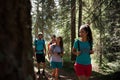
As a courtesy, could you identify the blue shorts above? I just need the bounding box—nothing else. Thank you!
[50,62,63,69]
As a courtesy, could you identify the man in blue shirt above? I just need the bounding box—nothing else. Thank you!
[34,32,46,76]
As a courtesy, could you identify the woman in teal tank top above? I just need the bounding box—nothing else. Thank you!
[72,24,94,80]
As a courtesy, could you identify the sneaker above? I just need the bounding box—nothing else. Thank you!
[36,70,40,75]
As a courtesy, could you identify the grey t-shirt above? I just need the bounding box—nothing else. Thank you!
[50,45,63,62]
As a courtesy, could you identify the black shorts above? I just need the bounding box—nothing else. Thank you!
[36,54,45,63]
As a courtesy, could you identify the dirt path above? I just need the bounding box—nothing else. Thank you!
[34,57,102,80]
[34,66,77,80]
[34,63,101,80]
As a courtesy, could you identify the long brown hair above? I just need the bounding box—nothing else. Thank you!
[58,36,63,51]
[80,24,93,50]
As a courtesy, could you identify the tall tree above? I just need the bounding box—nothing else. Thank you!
[71,0,76,60]
[91,0,104,66]
[34,0,40,38]
[32,0,57,39]
[0,0,35,80]
[78,0,82,37]
[91,0,120,68]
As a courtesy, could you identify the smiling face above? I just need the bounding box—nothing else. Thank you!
[56,37,60,43]
[51,35,56,42]
[79,28,88,38]
[38,34,43,39]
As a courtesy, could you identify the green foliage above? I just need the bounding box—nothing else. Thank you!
[31,0,120,75]
[73,0,120,75]
[62,53,74,72]
[31,0,72,55]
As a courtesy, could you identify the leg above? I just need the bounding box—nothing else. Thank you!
[85,76,90,80]
[36,63,40,74]
[52,69,56,77]
[78,75,86,80]
[42,62,46,76]
[55,68,59,80]
[84,64,92,80]
[55,68,59,79]
[74,63,87,80]
[50,62,56,77]
[36,54,41,74]
[37,63,40,70]
[41,54,46,75]
[42,62,46,70]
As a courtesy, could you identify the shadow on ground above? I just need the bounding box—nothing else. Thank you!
[91,71,120,80]
[34,59,120,80]
[62,62,120,80]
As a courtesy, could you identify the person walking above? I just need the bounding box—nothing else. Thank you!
[33,32,46,76]
[48,35,56,59]
[48,35,56,50]
[72,24,94,80]
[48,36,64,80]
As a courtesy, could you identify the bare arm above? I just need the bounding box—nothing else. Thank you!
[90,50,94,54]
[32,46,36,60]
[72,48,81,56]
[44,44,46,56]
[48,46,52,59]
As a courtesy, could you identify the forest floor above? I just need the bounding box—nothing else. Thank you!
[33,56,119,80]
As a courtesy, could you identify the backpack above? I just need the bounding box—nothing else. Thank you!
[77,40,80,51]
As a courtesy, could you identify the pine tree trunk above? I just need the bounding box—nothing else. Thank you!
[0,0,35,80]
[78,0,82,37]
[71,0,76,60]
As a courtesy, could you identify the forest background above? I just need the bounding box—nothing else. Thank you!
[31,0,120,76]
[0,0,119,80]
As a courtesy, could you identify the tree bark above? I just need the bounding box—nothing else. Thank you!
[0,0,35,80]
[71,0,76,61]
[78,0,82,37]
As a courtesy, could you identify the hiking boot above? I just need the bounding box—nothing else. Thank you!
[36,70,40,75]
[42,70,45,76]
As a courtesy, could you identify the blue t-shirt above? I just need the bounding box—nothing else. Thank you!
[34,39,45,54]
[73,40,92,65]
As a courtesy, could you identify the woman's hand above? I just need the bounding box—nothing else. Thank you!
[60,53,64,57]
[72,48,81,56]
[76,51,81,56]
[90,50,94,54]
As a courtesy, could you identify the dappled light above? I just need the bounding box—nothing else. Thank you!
[0,0,120,80]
